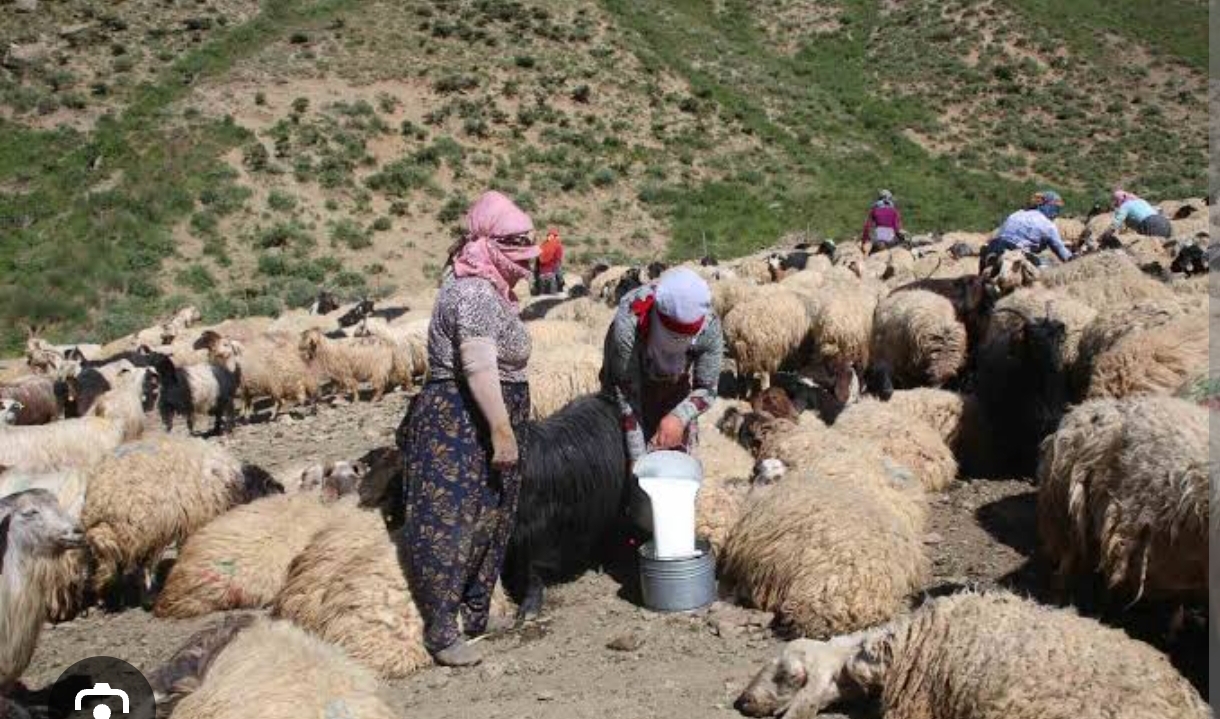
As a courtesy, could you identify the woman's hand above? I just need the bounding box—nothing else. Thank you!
[649,414,686,451]
[491,424,519,470]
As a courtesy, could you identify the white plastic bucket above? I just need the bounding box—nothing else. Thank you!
[631,451,703,560]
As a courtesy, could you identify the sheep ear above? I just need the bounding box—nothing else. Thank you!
[0,514,10,575]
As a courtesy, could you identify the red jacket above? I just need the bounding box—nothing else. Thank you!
[538,237,563,274]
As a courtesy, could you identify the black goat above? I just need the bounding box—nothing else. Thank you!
[503,393,629,623]
[612,267,643,305]
[767,251,811,280]
[310,291,340,315]
[700,255,719,267]
[646,261,669,280]
[338,299,375,328]
[568,284,590,298]
[972,308,1067,478]
[1170,244,1208,277]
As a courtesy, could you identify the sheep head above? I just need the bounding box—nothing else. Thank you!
[0,398,23,425]
[735,634,872,717]
[298,329,323,360]
[0,489,86,574]
[982,250,1039,296]
[193,330,224,352]
[320,460,365,503]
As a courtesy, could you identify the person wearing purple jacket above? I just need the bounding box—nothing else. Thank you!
[861,190,903,255]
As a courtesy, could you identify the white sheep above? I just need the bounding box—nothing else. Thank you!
[832,398,958,492]
[1040,250,1175,312]
[0,367,151,473]
[154,493,347,618]
[736,590,1209,718]
[298,328,395,402]
[800,277,883,372]
[528,344,603,420]
[82,436,282,598]
[720,466,928,638]
[355,316,428,389]
[0,398,22,426]
[1083,312,1208,400]
[200,332,318,419]
[272,504,432,678]
[869,289,967,388]
[723,287,812,388]
[165,618,398,719]
[1037,395,1209,605]
[0,489,86,692]
[525,318,598,352]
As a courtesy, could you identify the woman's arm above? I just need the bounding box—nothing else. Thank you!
[669,317,724,427]
[602,308,647,461]
[1111,201,1131,231]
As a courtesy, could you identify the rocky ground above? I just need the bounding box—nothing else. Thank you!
[20,389,1200,718]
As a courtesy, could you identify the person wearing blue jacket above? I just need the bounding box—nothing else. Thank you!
[1107,189,1172,238]
[978,190,1073,271]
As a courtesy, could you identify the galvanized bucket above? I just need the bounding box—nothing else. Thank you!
[638,538,716,613]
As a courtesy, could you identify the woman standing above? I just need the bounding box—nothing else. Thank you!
[398,191,538,667]
[601,267,723,466]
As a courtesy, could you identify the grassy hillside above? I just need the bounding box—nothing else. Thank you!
[0,0,1207,351]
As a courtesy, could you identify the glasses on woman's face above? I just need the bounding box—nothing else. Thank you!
[495,233,535,247]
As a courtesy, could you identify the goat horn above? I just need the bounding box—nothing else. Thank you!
[918,256,943,282]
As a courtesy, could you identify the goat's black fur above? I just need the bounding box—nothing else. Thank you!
[338,299,375,328]
[972,310,1068,477]
[612,267,644,304]
[1170,244,1208,277]
[312,291,340,315]
[504,393,629,623]
[645,261,669,280]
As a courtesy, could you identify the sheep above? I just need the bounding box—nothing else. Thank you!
[710,278,760,318]
[541,296,616,331]
[298,328,395,402]
[723,288,812,388]
[831,398,958,492]
[527,345,603,420]
[526,318,597,352]
[0,489,86,692]
[1041,250,1175,311]
[24,337,65,374]
[800,278,882,373]
[82,436,283,600]
[1037,395,1209,605]
[720,468,928,638]
[869,289,967,388]
[153,492,350,619]
[0,375,63,425]
[272,504,432,678]
[504,393,629,623]
[691,399,758,554]
[1083,312,1208,400]
[155,345,241,436]
[142,305,202,346]
[161,618,398,719]
[0,398,21,426]
[0,367,153,473]
[735,590,1209,719]
[197,332,318,419]
[587,265,634,303]
[351,317,426,390]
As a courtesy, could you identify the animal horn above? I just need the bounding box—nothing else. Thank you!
[917,256,943,282]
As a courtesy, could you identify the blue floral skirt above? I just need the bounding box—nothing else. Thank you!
[398,379,530,653]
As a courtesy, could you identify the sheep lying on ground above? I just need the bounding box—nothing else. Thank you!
[0,398,20,426]
[83,437,282,600]
[272,505,431,678]
[831,398,958,492]
[527,345,603,420]
[869,289,967,388]
[0,367,152,473]
[735,590,1209,719]
[0,375,63,425]
[1041,250,1175,311]
[0,489,86,692]
[1083,312,1208,400]
[197,332,317,419]
[721,468,928,638]
[1037,395,1209,605]
[161,618,398,719]
[154,492,349,618]
[298,328,395,402]
[526,319,597,352]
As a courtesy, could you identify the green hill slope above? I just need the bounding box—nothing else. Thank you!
[0,0,1207,351]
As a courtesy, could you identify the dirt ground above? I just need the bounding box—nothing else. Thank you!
[19,390,1201,718]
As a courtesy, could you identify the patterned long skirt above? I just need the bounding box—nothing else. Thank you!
[397,379,530,653]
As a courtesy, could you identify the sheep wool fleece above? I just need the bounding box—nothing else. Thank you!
[398,379,530,653]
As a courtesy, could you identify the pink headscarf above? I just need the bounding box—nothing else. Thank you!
[1112,189,1137,209]
[453,191,539,306]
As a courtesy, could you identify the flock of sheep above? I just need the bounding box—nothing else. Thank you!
[0,196,1213,718]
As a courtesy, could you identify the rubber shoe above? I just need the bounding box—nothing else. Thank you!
[433,640,483,667]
